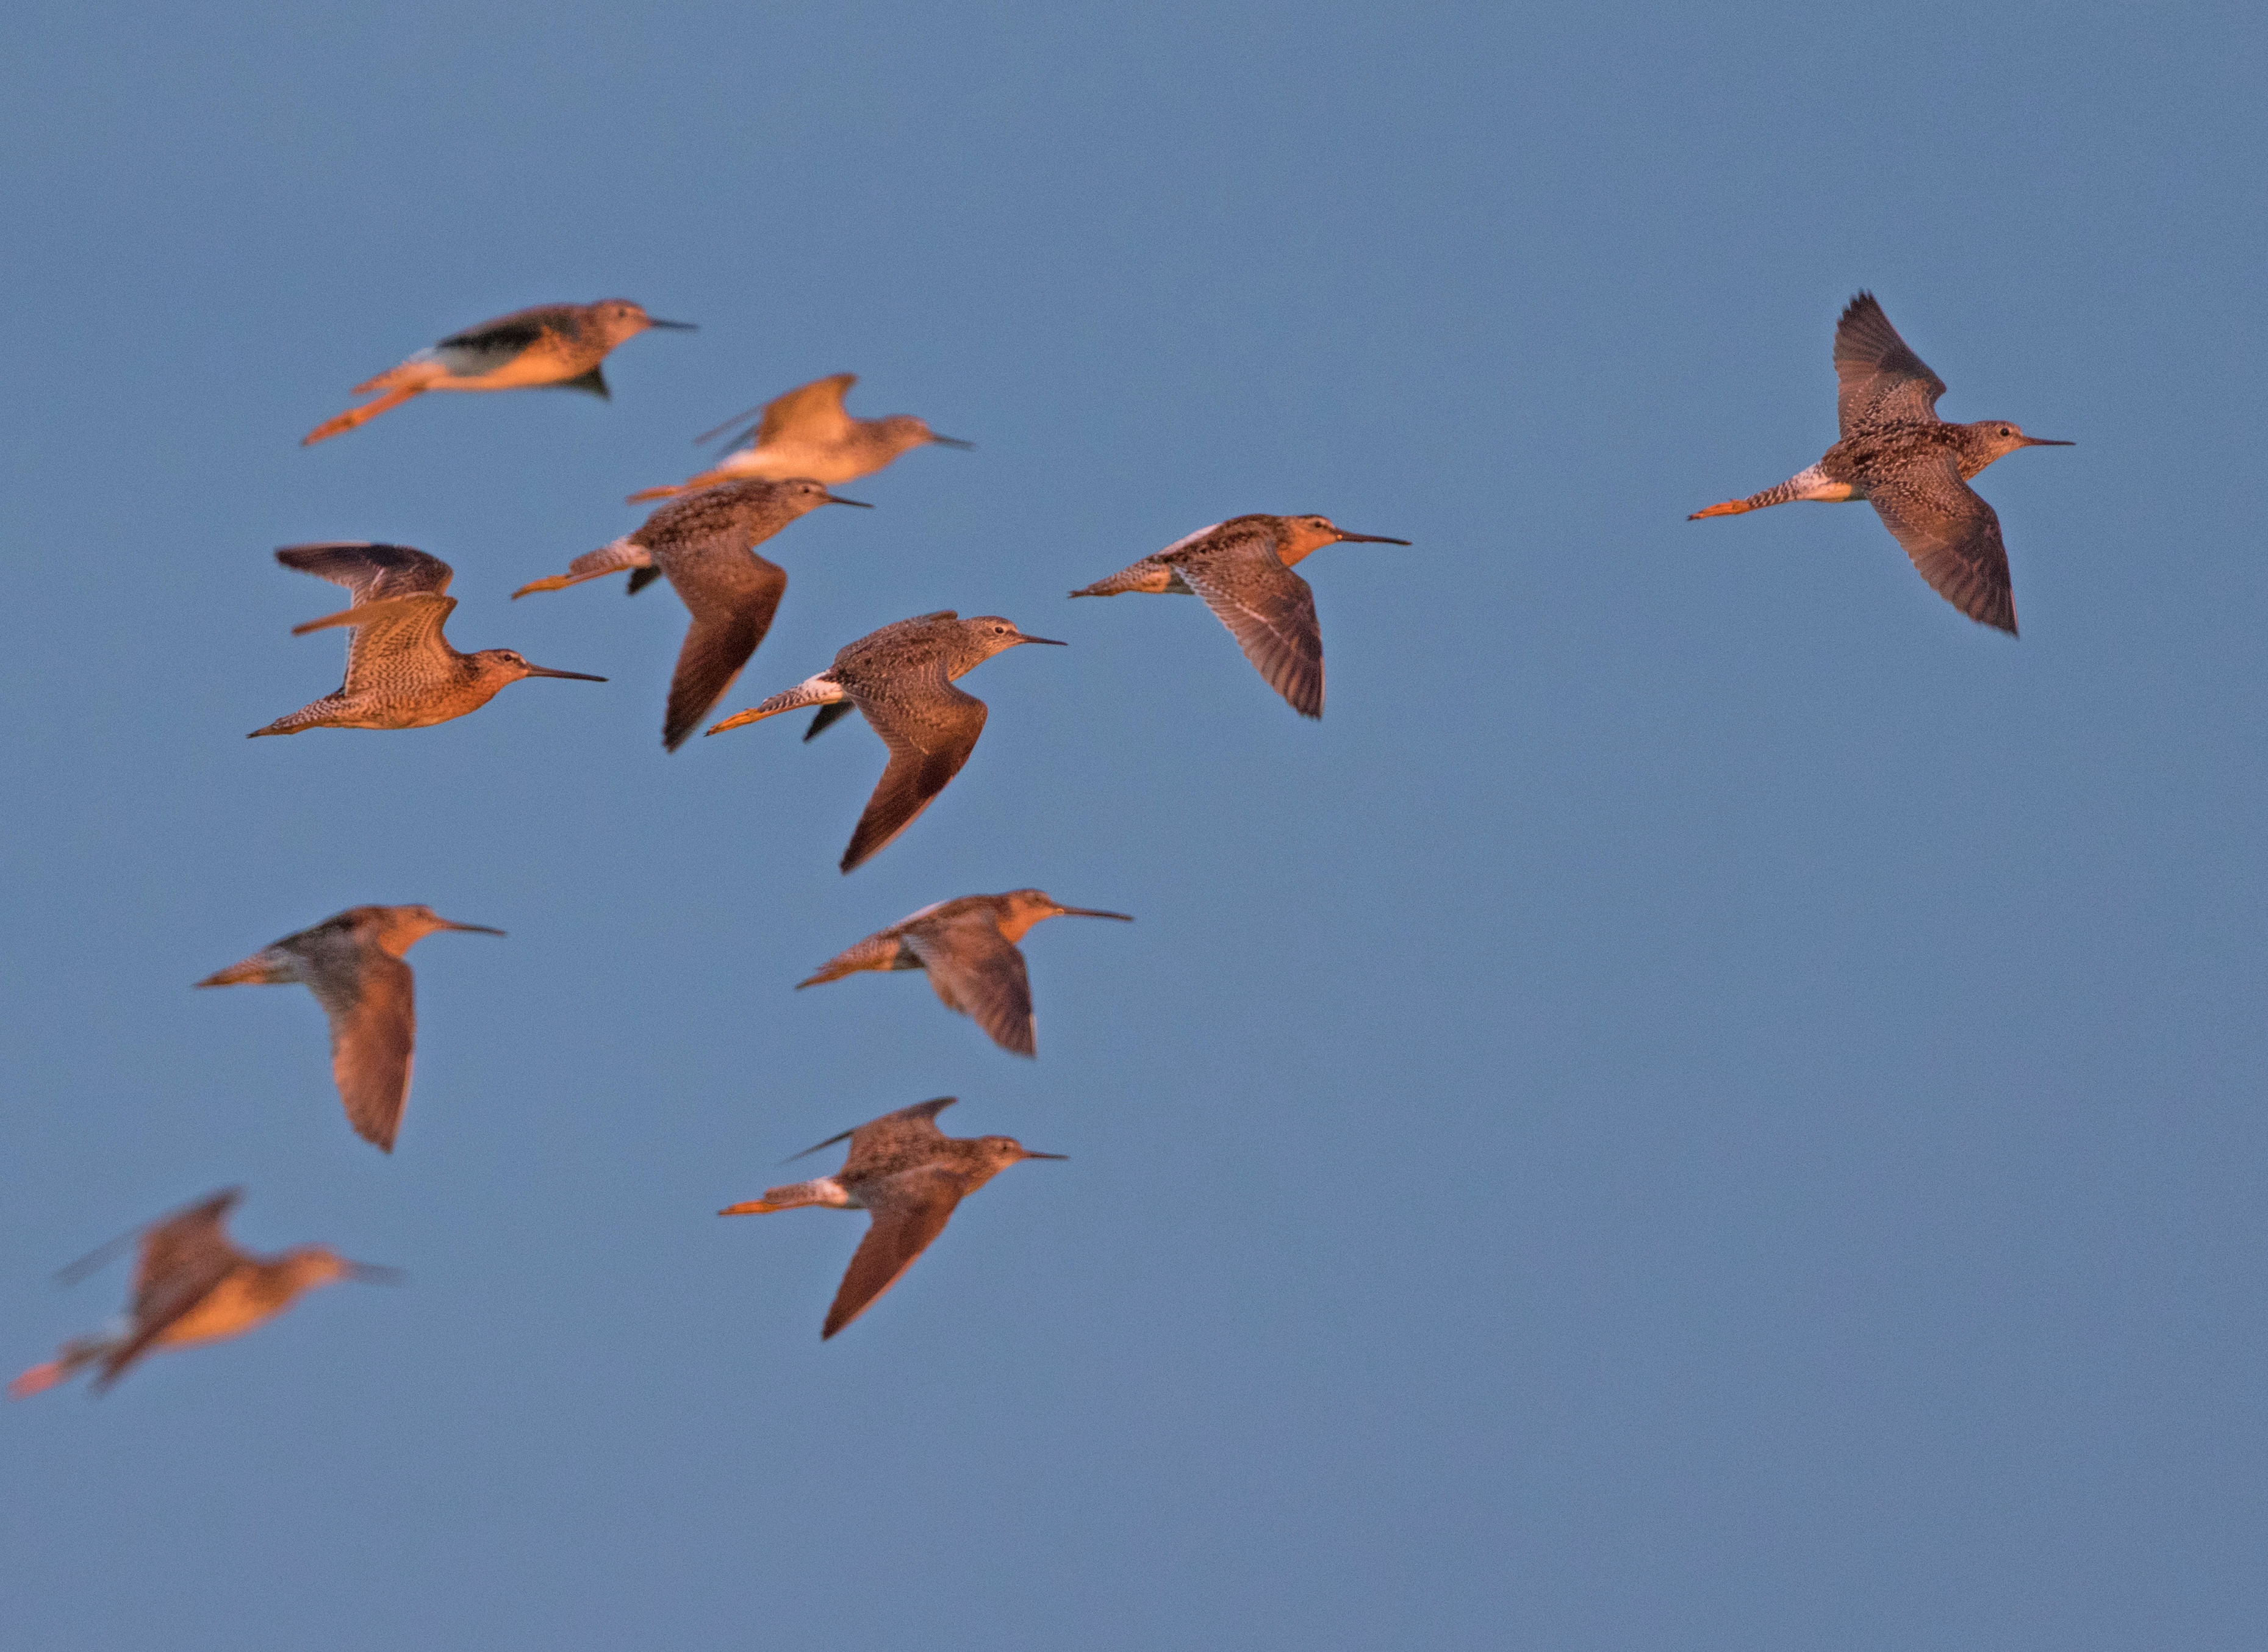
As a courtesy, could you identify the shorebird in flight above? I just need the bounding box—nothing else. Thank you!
[198,905,503,1152]
[1070,514,1410,717]
[9,1189,398,1397]
[798,890,1132,1055]
[302,299,694,445]
[626,373,969,501]
[1687,292,2071,634]
[719,1098,1063,1340]
[511,478,871,749]
[252,543,605,736]
[706,611,1065,871]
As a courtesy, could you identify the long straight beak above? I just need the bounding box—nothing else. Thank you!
[1055,908,1134,921]
[440,922,506,936]
[523,666,609,681]
[347,1262,406,1284]
[1021,1151,1069,1161]
[930,435,975,450]
[825,495,875,508]
[1014,634,1069,646]
[646,318,698,331]
[1335,531,1413,544]
[2021,437,2075,447]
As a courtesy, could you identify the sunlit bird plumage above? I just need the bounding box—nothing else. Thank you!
[626,373,969,502]
[718,1098,1063,1340]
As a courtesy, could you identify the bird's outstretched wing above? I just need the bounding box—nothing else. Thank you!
[301,944,419,1151]
[1834,292,1948,436]
[431,304,575,376]
[758,373,857,447]
[293,593,460,693]
[834,1097,958,1177]
[276,543,453,605]
[663,553,788,750]
[1168,529,1325,717]
[906,914,1036,1056]
[98,1191,248,1388]
[840,664,989,871]
[1864,452,2018,635]
[823,1167,964,1338]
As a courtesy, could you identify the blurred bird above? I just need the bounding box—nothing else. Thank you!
[1687,291,2072,634]
[718,1098,1063,1340]
[252,543,605,736]
[9,1189,398,1398]
[301,299,694,445]
[197,905,503,1152]
[511,479,872,749]
[626,373,970,501]
[798,890,1133,1056]
[706,611,1066,871]
[1070,514,1410,717]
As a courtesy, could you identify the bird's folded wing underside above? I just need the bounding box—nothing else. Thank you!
[906,916,1036,1055]
[1865,456,2017,635]
[841,670,989,871]
[1170,539,1325,717]
[305,947,418,1151]
[433,307,568,375]
[1834,293,1948,436]
[665,556,788,749]
[838,1097,958,1177]
[277,543,454,605]
[758,373,857,448]
[296,594,459,692]
[824,1169,964,1338]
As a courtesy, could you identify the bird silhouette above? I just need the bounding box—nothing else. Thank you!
[626,373,969,501]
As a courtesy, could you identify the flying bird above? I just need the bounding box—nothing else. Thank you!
[9,1189,398,1398]
[1070,514,1410,717]
[626,373,969,501]
[251,543,605,736]
[718,1098,1063,1340]
[510,479,872,749]
[302,299,694,445]
[197,905,503,1151]
[1687,291,2072,634]
[798,890,1133,1056]
[705,611,1065,871]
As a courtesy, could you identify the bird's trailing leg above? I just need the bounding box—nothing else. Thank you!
[719,1176,853,1216]
[1688,464,1855,519]
[705,673,847,736]
[795,932,911,989]
[9,1335,115,1399]
[196,946,304,988]
[301,386,424,447]
[511,538,655,599]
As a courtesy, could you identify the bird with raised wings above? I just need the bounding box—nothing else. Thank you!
[626,373,969,501]
[9,1189,398,1397]
[301,299,695,445]
[1687,291,2071,634]
[798,890,1133,1056]
[197,905,503,1151]
[705,611,1065,871]
[1070,514,1410,717]
[718,1099,1063,1340]
[251,543,605,736]
[510,479,872,749]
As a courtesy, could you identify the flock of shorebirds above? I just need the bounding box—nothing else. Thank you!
[12,289,2068,1395]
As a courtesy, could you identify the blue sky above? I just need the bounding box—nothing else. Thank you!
[3,3,2264,1647]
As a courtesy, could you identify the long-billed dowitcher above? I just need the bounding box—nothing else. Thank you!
[1070,515,1410,717]
[9,1189,398,1397]
[706,611,1065,871]
[799,891,1133,1056]
[301,300,694,445]
[252,543,605,736]
[1687,292,2072,634]
[625,373,970,502]
[509,479,872,749]
[198,905,503,1152]
[718,1098,1062,1340]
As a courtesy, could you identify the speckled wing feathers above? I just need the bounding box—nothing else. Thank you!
[824,1172,963,1338]
[905,914,1037,1055]
[276,543,454,606]
[839,1097,958,1179]
[1864,454,2019,634]
[661,551,788,750]
[839,664,989,871]
[1166,529,1326,717]
[1834,293,1948,436]
[301,944,419,1151]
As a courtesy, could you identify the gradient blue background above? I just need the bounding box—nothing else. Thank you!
[4,3,2264,1647]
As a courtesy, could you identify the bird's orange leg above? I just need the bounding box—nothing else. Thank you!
[301,386,422,447]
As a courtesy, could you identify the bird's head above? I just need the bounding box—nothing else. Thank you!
[1966,420,2074,467]
[997,889,1135,940]
[469,650,609,690]
[975,1136,1068,1173]
[376,905,506,955]
[772,478,875,517]
[281,1247,403,1294]
[590,299,696,347]
[875,414,975,458]
[963,617,1068,661]
[1277,515,1413,567]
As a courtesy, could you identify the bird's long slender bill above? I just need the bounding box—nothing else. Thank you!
[645,318,698,330]
[1021,1151,1069,1161]
[1056,908,1134,921]
[348,1262,407,1285]
[1335,531,1413,545]
[930,435,976,450]
[825,495,875,509]
[1014,634,1069,646]
[522,666,609,681]
[2021,437,2075,447]
[439,922,506,936]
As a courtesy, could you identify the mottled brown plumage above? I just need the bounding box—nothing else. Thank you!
[705,611,1066,871]
[717,1098,1063,1340]
[798,890,1133,1055]
[196,905,503,1151]
[8,1189,397,1397]
[301,299,695,445]
[252,544,605,735]
[1070,514,1410,717]
[626,373,971,501]
[1687,292,2072,634]
[510,479,872,749]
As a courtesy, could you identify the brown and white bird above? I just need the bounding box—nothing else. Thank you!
[252,544,606,736]
[510,479,872,749]
[718,1098,1063,1340]
[798,890,1133,1056]
[197,905,503,1151]
[1070,514,1410,717]
[705,611,1066,872]
[626,373,969,501]
[301,299,694,445]
[9,1189,398,1398]
[1687,292,2071,634]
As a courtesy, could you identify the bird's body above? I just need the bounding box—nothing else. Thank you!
[1070,514,1410,717]
[706,611,1066,871]
[196,904,503,1151]
[302,299,694,445]
[718,1098,1063,1339]
[1687,292,2072,634]
[799,889,1133,1056]
[8,1190,395,1397]
[510,479,870,749]
[626,373,969,501]
[252,543,605,735]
